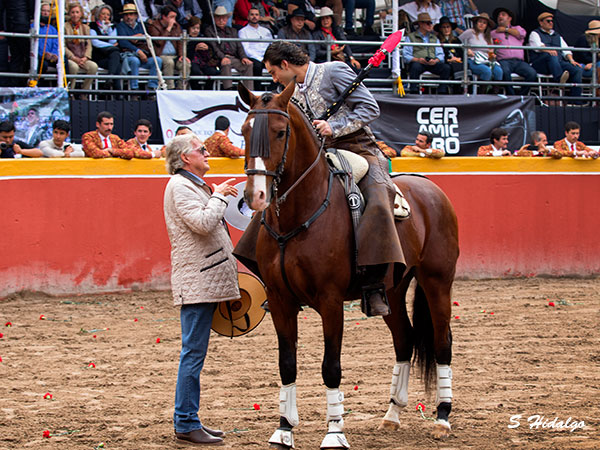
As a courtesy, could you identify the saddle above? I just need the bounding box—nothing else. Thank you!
[325,149,411,220]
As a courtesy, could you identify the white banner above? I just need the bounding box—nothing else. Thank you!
[156,91,250,149]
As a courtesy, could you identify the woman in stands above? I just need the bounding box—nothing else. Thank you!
[89,5,123,96]
[65,2,99,98]
[187,17,220,90]
[312,7,360,70]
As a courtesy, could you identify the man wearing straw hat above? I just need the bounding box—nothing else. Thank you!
[163,133,240,445]
[573,19,600,92]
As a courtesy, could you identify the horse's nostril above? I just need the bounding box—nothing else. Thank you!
[258,191,265,201]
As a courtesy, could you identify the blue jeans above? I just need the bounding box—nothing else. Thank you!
[580,61,600,78]
[174,302,217,433]
[530,52,583,96]
[125,54,163,90]
[468,59,503,81]
[498,58,537,95]
[343,0,375,29]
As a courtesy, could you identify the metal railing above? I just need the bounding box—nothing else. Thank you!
[0,29,598,98]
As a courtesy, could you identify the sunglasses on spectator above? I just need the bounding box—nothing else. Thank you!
[544,19,553,23]
[420,21,433,25]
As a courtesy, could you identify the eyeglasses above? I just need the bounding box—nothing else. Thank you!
[191,146,209,156]
[421,21,432,25]
[544,19,553,23]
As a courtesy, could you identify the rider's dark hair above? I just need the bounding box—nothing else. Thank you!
[263,41,310,67]
[490,127,508,144]
[418,131,433,144]
[565,121,580,132]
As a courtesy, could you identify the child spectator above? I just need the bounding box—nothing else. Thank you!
[39,120,85,157]
[127,119,162,158]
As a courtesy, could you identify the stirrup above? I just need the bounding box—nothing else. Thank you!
[394,185,411,220]
[361,283,390,317]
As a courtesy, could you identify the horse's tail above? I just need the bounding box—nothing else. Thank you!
[412,282,436,392]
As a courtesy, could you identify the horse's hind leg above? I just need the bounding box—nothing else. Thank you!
[268,296,300,449]
[416,270,454,439]
[380,276,414,431]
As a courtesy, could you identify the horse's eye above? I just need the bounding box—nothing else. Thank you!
[277,130,286,140]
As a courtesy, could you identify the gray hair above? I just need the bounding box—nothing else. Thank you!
[530,130,545,143]
[165,133,202,174]
[95,3,113,22]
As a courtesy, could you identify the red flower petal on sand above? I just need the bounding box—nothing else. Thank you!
[43,392,53,400]
[416,402,426,412]
[489,312,495,315]
[93,335,97,338]
[353,385,358,391]
[133,318,138,322]
[39,315,45,320]
[454,315,460,320]
[88,362,96,368]
[452,301,459,306]
[548,301,555,307]
[0,356,3,362]
[0,333,3,339]
[4,322,11,327]
[156,338,161,344]
[253,403,260,410]
[43,430,51,438]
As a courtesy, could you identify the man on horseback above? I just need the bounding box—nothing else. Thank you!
[258,41,406,316]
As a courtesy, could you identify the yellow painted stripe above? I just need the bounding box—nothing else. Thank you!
[1,157,599,177]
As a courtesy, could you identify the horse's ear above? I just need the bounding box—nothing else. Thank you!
[276,78,296,109]
[238,83,258,108]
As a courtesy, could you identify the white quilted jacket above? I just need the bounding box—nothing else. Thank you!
[163,174,240,306]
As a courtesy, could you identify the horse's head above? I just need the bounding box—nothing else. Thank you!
[239,81,295,211]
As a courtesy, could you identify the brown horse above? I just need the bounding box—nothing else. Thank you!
[236,81,459,449]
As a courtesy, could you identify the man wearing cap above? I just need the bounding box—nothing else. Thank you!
[204,116,244,158]
[205,6,254,90]
[239,7,273,90]
[277,8,316,61]
[402,12,451,94]
[573,20,600,89]
[244,41,407,317]
[164,133,240,446]
[490,7,537,96]
[116,3,163,92]
[528,12,583,98]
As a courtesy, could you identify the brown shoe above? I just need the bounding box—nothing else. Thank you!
[202,426,224,438]
[559,70,569,85]
[175,428,224,445]
[368,291,391,316]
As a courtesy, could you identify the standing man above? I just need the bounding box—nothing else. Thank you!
[402,13,451,94]
[238,7,273,91]
[82,111,134,159]
[528,12,583,98]
[163,133,240,446]
[205,6,254,90]
[248,41,406,316]
[204,116,244,158]
[491,7,537,96]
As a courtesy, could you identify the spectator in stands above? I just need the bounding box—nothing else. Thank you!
[205,6,254,90]
[234,0,280,32]
[553,121,599,159]
[490,7,536,96]
[204,116,244,158]
[435,16,463,82]
[116,3,163,93]
[37,2,63,82]
[343,0,376,36]
[313,7,361,69]
[0,121,42,158]
[39,120,85,158]
[514,130,562,158]
[403,13,451,94]
[186,17,220,90]
[459,13,503,94]
[287,0,317,31]
[148,5,189,90]
[127,119,161,158]
[477,127,512,156]
[401,131,444,158]
[82,111,134,159]
[277,9,316,61]
[135,0,159,23]
[65,3,99,97]
[399,0,442,26]
[439,0,478,33]
[4,0,33,86]
[167,0,202,28]
[573,20,600,83]
[239,8,273,90]
[23,108,46,148]
[528,12,583,98]
[104,0,125,22]
[90,5,123,94]
[176,126,194,135]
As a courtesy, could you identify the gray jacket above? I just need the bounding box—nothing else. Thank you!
[293,61,379,139]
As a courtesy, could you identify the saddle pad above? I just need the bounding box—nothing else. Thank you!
[325,149,369,184]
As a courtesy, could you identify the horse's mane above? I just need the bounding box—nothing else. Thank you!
[288,98,323,151]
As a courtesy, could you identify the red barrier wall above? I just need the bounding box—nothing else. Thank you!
[1,158,598,296]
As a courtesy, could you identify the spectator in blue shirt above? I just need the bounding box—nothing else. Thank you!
[116,3,163,91]
[402,12,451,94]
[36,2,62,79]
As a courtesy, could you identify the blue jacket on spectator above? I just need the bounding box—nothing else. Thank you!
[36,23,59,58]
[116,19,149,54]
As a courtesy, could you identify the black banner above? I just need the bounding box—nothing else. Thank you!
[371,94,536,156]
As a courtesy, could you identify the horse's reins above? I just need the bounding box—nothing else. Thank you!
[245,107,332,300]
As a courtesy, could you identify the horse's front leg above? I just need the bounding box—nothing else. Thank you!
[319,301,349,450]
[268,295,299,450]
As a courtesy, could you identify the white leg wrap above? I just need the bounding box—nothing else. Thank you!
[269,428,295,448]
[435,364,453,406]
[279,383,299,427]
[325,388,345,422]
[389,361,410,406]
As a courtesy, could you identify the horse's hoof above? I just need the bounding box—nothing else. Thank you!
[379,419,400,431]
[432,419,451,439]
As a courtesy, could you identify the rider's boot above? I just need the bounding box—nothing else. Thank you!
[361,264,391,317]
